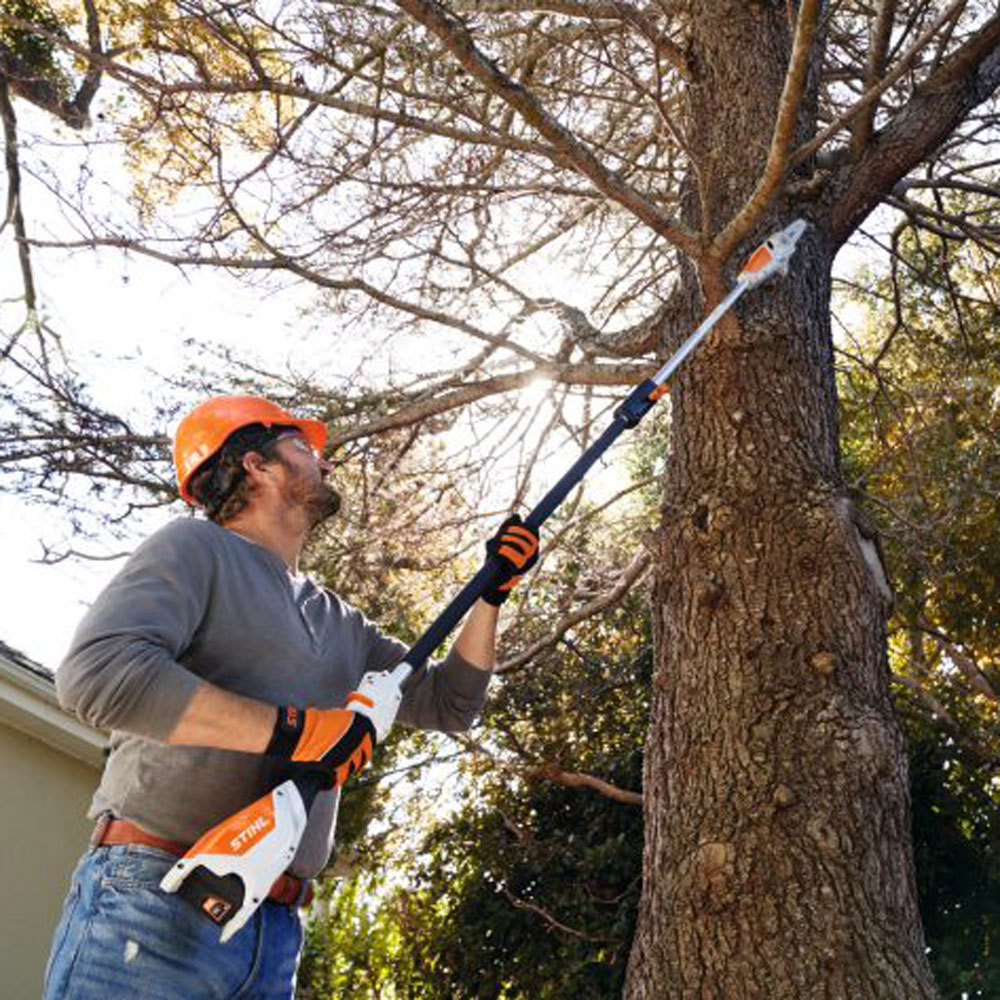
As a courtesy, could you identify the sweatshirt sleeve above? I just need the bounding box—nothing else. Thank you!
[359,621,491,733]
[55,519,213,741]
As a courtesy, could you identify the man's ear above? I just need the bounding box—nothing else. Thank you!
[242,450,275,484]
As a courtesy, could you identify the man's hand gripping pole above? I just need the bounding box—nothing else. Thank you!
[160,219,808,942]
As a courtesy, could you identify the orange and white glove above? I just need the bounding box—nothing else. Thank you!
[266,672,403,789]
[267,704,374,789]
[482,513,540,606]
[351,669,403,743]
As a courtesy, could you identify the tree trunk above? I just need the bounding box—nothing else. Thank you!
[624,3,940,997]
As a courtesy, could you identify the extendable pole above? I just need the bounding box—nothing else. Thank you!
[393,218,808,684]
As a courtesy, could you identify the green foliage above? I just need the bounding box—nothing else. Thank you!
[405,752,644,1000]
[899,695,1000,999]
[838,219,1000,660]
[302,732,645,1000]
[300,874,423,999]
[299,530,651,999]
[837,194,1000,996]
[1,0,67,89]
[299,272,1000,995]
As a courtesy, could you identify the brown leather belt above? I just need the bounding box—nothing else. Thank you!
[92,817,314,908]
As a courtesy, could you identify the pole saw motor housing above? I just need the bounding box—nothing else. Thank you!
[159,780,307,943]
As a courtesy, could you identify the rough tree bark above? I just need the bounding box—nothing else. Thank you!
[626,247,937,997]
[624,3,962,997]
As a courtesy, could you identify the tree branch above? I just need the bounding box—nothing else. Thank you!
[0,0,104,128]
[25,234,552,365]
[790,0,972,168]
[501,886,618,940]
[0,13,566,162]
[0,72,36,318]
[329,364,649,446]
[393,0,699,254]
[893,672,958,727]
[71,0,104,122]
[711,0,821,262]
[849,0,899,159]
[498,549,652,673]
[529,762,643,805]
[893,672,997,767]
[450,0,691,79]
[825,9,1000,246]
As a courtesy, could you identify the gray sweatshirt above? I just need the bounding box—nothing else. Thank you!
[57,517,490,876]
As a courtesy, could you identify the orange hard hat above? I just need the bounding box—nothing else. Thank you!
[173,395,328,504]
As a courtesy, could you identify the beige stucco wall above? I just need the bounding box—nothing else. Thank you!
[0,722,100,1000]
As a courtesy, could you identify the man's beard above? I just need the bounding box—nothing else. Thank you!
[308,481,342,526]
[279,462,342,527]
[300,479,342,528]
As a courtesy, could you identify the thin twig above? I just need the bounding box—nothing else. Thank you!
[498,549,652,673]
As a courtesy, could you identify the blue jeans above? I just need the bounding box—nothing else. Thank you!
[43,845,303,1000]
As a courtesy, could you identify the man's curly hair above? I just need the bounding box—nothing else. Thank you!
[187,423,293,523]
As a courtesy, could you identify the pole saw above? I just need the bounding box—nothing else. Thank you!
[160,218,809,941]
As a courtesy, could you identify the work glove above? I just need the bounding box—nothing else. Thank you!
[482,513,540,606]
[266,671,402,789]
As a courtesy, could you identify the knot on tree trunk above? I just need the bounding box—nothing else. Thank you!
[686,840,737,912]
[810,650,838,675]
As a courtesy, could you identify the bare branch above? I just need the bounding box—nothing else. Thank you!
[24,234,550,365]
[498,549,652,673]
[0,73,36,317]
[34,544,132,566]
[451,0,690,78]
[849,0,899,159]
[0,12,566,161]
[791,0,972,169]
[826,10,1000,245]
[896,175,1000,200]
[711,0,821,261]
[530,762,643,805]
[329,363,649,446]
[501,885,618,941]
[393,0,699,254]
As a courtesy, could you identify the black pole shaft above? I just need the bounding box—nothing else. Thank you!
[190,226,806,888]
[403,377,661,671]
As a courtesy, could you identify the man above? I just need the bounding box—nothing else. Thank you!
[44,394,538,1000]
